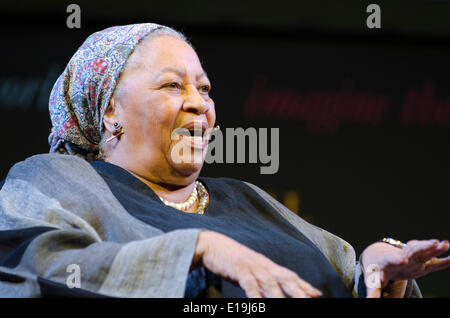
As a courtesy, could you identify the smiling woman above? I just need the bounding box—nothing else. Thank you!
[101,33,215,198]
[0,23,449,298]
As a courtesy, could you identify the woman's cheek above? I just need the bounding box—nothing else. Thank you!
[207,106,216,126]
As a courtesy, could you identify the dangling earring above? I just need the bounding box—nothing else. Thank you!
[106,122,124,142]
[214,125,220,131]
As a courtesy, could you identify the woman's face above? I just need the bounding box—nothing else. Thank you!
[108,35,216,186]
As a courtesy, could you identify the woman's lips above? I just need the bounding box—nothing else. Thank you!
[178,134,207,149]
[173,125,209,149]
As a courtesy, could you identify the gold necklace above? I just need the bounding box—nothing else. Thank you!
[158,181,209,214]
[196,181,209,214]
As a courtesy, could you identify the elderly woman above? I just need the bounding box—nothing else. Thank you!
[0,23,449,298]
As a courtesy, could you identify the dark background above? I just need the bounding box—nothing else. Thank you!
[1,0,449,297]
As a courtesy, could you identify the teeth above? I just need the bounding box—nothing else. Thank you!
[184,135,202,142]
[174,126,205,142]
[179,135,203,141]
[182,135,203,146]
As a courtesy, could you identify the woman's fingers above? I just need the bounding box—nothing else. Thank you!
[258,278,285,298]
[281,280,309,298]
[277,269,322,298]
[279,272,320,298]
[406,240,449,263]
[417,242,449,263]
[197,231,322,298]
[240,275,263,298]
[405,239,438,258]
[242,275,287,298]
[294,276,322,297]
[241,267,322,298]
[361,238,450,296]
[424,256,450,273]
[405,239,438,262]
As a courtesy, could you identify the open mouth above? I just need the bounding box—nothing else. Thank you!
[176,127,205,138]
[173,122,209,148]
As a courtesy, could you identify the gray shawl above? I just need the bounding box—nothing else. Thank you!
[0,154,421,297]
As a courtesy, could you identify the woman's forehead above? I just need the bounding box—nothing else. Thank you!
[139,36,202,68]
[123,35,208,81]
[153,66,208,81]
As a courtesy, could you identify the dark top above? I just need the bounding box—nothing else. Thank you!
[88,161,353,298]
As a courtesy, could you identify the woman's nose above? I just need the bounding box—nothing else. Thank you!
[182,86,210,114]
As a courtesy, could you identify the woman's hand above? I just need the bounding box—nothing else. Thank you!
[361,239,450,298]
[192,230,322,298]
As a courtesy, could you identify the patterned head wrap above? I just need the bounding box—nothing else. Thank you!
[48,23,165,161]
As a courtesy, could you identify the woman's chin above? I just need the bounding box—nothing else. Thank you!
[169,159,204,178]
[168,143,206,177]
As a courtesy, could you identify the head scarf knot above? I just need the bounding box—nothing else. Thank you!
[48,23,164,160]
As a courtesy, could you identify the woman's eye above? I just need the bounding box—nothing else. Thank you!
[199,85,211,93]
[164,82,181,89]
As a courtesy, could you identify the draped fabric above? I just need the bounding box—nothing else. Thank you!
[0,154,199,297]
[0,154,422,297]
[89,160,352,297]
